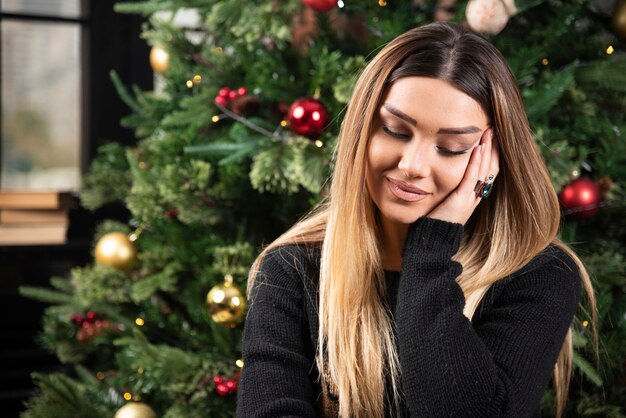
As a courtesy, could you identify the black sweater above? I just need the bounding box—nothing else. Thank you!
[237,218,581,417]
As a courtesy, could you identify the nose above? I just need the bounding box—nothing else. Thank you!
[397,141,431,179]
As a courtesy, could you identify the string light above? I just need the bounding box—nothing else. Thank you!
[135,317,145,326]
[280,120,288,127]
[96,372,105,380]
[138,162,147,169]
[541,57,549,66]
[378,0,387,6]
[123,392,132,401]
[212,115,221,123]
[314,140,324,148]
[582,320,589,327]
[215,47,223,54]
[338,0,345,7]
[129,225,145,242]
[236,359,244,368]
[606,45,614,55]
[132,394,142,401]
[572,170,579,177]
[193,75,202,84]
[186,80,194,88]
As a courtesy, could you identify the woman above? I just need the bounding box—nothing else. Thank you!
[237,22,595,418]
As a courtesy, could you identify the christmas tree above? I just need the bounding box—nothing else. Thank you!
[20,0,625,416]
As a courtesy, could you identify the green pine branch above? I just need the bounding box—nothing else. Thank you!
[19,286,74,305]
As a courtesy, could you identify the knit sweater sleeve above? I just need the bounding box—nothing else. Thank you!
[396,217,581,418]
[237,245,317,418]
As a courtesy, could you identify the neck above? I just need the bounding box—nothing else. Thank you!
[380,218,409,271]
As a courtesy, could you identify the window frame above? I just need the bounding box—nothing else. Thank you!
[0,0,90,191]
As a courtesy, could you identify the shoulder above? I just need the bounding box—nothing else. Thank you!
[251,244,321,298]
[260,244,321,272]
[476,244,582,319]
[511,244,580,280]
[505,244,582,301]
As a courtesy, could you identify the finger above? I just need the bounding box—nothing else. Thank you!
[458,141,484,197]
[489,131,500,178]
[477,128,493,181]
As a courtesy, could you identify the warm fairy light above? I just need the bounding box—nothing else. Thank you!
[138,161,147,169]
[193,75,202,83]
[314,140,324,148]
[96,372,105,380]
[541,58,549,66]
[379,0,387,6]
[338,0,345,7]
[186,80,194,88]
[135,317,145,326]
[212,115,220,123]
[123,392,132,401]
[133,394,142,401]
[215,47,223,53]
[236,359,244,368]
[232,296,241,307]
[606,45,614,55]
[572,170,579,177]
[582,320,589,327]
[280,120,288,127]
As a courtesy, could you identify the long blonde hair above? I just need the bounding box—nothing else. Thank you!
[248,22,596,418]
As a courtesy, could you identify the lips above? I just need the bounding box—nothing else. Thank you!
[387,177,430,202]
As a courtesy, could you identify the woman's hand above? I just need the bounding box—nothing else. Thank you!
[427,128,499,225]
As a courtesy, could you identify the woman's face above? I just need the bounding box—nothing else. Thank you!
[366,76,490,229]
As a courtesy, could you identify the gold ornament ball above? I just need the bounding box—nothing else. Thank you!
[206,274,248,327]
[613,0,626,40]
[114,402,156,418]
[149,45,170,74]
[95,232,137,272]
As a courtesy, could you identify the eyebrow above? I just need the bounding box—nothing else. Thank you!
[382,103,482,135]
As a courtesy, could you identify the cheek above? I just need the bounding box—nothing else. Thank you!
[436,158,470,194]
[367,135,396,174]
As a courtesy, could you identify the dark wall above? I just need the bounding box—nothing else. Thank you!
[0,2,151,416]
[89,1,153,153]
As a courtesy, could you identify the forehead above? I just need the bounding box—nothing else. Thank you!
[380,77,488,128]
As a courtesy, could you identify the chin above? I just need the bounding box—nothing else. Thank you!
[378,204,428,226]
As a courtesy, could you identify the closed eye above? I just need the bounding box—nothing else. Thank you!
[436,146,469,156]
[382,126,410,140]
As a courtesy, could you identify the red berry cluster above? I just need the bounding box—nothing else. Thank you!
[71,311,111,343]
[214,86,248,107]
[213,374,238,395]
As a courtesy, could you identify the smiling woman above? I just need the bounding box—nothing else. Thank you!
[237,22,595,418]
[367,77,493,258]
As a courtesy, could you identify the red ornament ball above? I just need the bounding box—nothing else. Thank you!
[558,177,601,218]
[303,0,337,13]
[288,98,330,138]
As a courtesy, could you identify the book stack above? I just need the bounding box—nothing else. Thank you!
[0,191,75,246]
